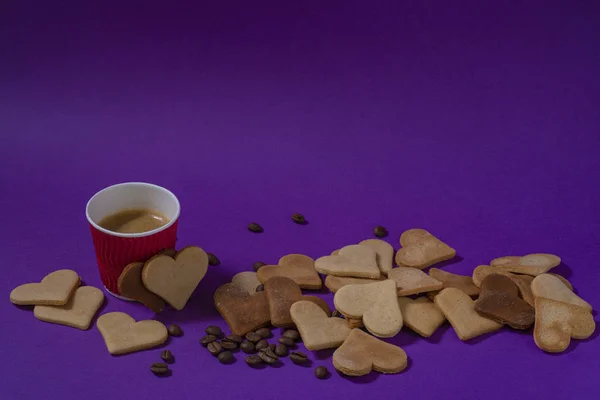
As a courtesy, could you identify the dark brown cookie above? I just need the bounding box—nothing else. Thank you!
[214,283,271,336]
[117,262,165,313]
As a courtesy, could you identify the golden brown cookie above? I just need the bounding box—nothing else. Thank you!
[509,274,535,307]
[118,262,165,313]
[324,275,383,293]
[10,270,80,306]
[397,296,446,337]
[214,283,271,336]
[358,239,395,275]
[290,300,351,350]
[315,245,381,279]
[387,267,443,296]
[346,317,365,329]
[395,229,456,269]
[34,286,104,330]
[97,312,168,355]
[428,268,480,297]
[257,254,322,290]
[491,253,561,276]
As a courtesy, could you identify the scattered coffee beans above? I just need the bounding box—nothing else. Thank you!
[200,335,217,347]
[205,326,222,337]
[278,337,295,347]
[218,351,234,364]
[246,332,262,343]
[240,341,256,354]
[331,310,342,318]
[258,348,279,365]
[275,344,289,357]
[291,213,306,224]
[315,366,329,379]
[255,339,269,351]
[226,334,243,344]
[256,284,264,292]
[248,223,263,233]
[255,327,272,338]
[221,339,238,350]
[167,324,183,337]
[282,329,300,341]
[245,355,263,367]
[290,352,309,365]
[207,341,222,356]
[253,261,266,272]
[150,362,170,376]
[160,350,174,363]
[374,226,388,238]
[207,253,220,266]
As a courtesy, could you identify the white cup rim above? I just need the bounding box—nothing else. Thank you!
[85,182,181,238]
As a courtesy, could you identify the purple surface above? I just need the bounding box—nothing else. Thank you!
[1,1,599,399]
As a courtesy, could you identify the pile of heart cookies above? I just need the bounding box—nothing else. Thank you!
[213,228,596,377]
[9,246,210,355]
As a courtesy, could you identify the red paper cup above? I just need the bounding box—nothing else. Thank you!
[85,182,180,299]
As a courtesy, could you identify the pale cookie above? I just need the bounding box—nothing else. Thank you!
[10,270,80,306]
[142,246,209,310]
[359,239,394,275]
[395,229,456,269]
[324,275,383,293]
[549,273,573,291]
[333,329,408,376]
[509,274,535,307]
[387,267,443,296]
[214,283,271,335]
[118,262,165,313]
[264,276,330,327]
[534,298,595,353]
[97,312,168,355]
[34,286,104,330]
[434,288,502,341]
[334,279,402,337]
[257,254,322,290]
[231,271,262,294]
[472,265,513,287]
[531,274,592,311]
[428,268,480,297]
[290,300,351,350]
[331,249,340,256]
[491,253,561,276]
[397,297,446,337]
[315,245,381,279]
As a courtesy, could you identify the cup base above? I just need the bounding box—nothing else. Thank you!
[104,287,136,301]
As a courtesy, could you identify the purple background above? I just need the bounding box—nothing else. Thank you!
[1,1,599,399]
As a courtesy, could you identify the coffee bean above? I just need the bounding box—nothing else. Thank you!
[150,362,170,376]
[282,329,300,342]
[253,261,266,271]
[245,332,262,343]
[278,337,294,347]
[258,348,278,365]
[315,366,329,379]
[226,334,243,344]
[240,341,256,354]
[205,326,222,337]
[218,351,234,364]
[255,339,269,351]
[331,310,342,318]
[291,213,306,224]
[289,352,308,365]
[167,324,183,337]
[275,344,288,357]
[207,253,220,266]
[200,335,217,347]
[221,339,238,350]
[374,226,388,238]
[245,355,263,367]
[248,223,263,233]
[256,284,264,292]
[268,343,277,352]
[207,341,222,356]
[255,327,272,338]
[160,350,174,363]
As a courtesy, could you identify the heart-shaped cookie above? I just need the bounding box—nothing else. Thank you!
[97,312,168,355]
[531,274,592,311]
[434,287,502,341]
[472,265,513,287]
[118,262,165,313]
[324,275,383,293]
[290,300,352,350]
[257,254,322,290]
[10,270,80,306]
[264,276,331,327]
[397,296,446,337]
[509,274,535,307]
[142,246,209,310]
[333,329,408,376]
[231,271,262,294]
[491,253,561,276]
[334,279,402,337]
[474,274,535,329]
[428,268,480,297]
[214,283,271,335]
[534,298,595,353]
[359,239,395,275]
[387,267,443,296]
[315,245,381,279]
[34,286,105,330]
[395,229,456,269]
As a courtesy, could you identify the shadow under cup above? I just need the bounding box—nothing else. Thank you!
[85,182,180,299]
